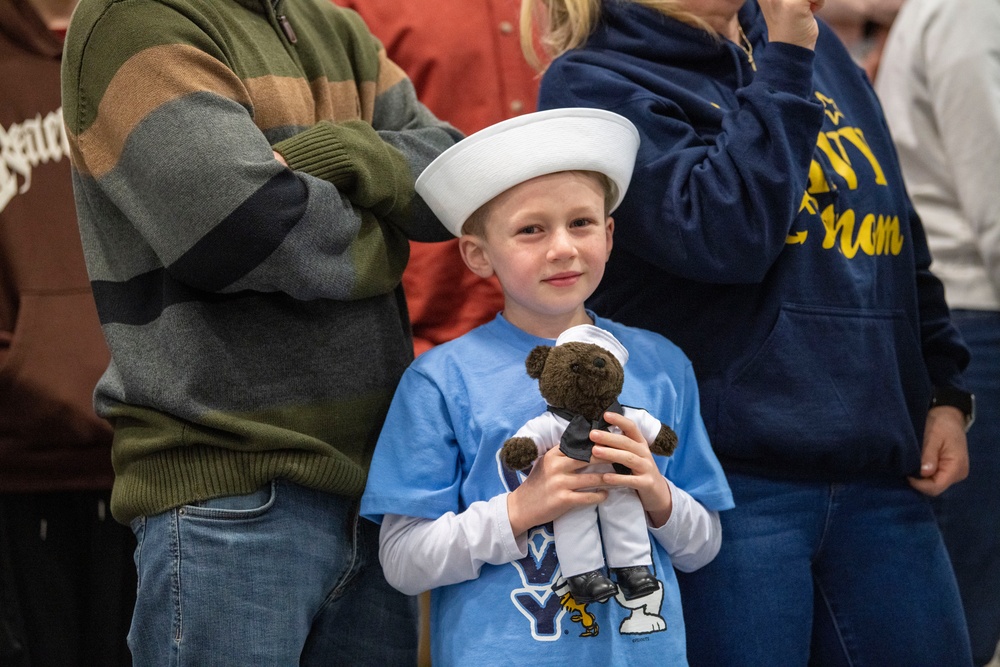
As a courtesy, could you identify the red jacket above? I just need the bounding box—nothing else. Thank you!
[0,0,113,492]
[334,0,539,355]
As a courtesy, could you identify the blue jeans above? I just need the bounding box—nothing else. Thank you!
[127,479,417,666]
[933,309,1000,665]
[676,473,972,666]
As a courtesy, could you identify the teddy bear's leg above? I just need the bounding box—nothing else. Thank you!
[599,486,659,600]
[554,504,617,604]
[610,566,659,601]
[565,570,618,604]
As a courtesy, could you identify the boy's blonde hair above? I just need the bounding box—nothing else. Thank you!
[520,0,713,70]
[461,170,619,238]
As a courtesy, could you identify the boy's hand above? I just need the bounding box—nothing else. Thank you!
[590,411,673,528]
[758,0,824,50]
[908,406,970,496]
[507,447,606,538]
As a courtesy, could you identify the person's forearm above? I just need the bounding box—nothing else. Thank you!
[540,45,823,285]
[650,480,722,572]
[378,496,527,595]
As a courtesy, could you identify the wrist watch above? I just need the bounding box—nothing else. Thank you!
[930,386,976,433]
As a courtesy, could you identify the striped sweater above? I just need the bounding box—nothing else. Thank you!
[61,0,460,522]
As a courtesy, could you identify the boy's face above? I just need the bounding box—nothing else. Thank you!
[459,171,614,338]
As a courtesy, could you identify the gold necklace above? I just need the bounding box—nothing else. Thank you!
[737,24,756,71]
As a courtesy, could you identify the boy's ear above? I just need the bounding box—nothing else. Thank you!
[605,216,614,259]
[459,234,494,279]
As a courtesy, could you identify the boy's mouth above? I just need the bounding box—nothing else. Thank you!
[543,271,582,287]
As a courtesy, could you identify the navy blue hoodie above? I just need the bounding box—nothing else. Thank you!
[538,0,969,480]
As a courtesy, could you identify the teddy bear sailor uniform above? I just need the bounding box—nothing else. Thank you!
[501,325,677,604]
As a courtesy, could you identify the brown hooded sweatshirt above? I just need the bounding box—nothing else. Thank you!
[0,0,113,492]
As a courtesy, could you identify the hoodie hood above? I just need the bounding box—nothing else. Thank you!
[588,0,765,86]
[0,0,63,58]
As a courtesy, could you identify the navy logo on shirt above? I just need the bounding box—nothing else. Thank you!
[790,91,906,258]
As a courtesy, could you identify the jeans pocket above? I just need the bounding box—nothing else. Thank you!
[180,481,277,520]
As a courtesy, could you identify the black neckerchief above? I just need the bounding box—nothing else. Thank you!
[547,399,631,474]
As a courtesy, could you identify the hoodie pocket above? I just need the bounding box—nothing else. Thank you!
[0,289,112,450]
[717,303,929,476]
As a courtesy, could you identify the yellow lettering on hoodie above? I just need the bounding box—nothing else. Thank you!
[821,205,904,257]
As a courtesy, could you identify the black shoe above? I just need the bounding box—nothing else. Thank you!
[566,569,618,604]
[611,566,659,600]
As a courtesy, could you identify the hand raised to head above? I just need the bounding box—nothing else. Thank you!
[758,0,824,50]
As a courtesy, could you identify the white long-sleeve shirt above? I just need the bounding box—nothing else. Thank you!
[876,0,1000,311]
[378,480,721,596]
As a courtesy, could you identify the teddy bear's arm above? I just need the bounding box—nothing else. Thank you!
[625,407,679,457]
[500,436,539,471]
[651,423,679,457]
[499,414,562,471]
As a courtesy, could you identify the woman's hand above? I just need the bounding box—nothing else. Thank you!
[507,446,607,537]
[908,406,970,496]
[590,411,674,528]
[758,0,825,50]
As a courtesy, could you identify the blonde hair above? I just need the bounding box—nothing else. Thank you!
[461,170,618,237]
[520,0,713,70]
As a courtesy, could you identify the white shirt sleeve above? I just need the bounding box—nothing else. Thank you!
[378,494,528,595]
[379,479,722,593]
[649,479,722,573]
[511,412,563,457]
[624,407,667,445]
[923,2,1000,297]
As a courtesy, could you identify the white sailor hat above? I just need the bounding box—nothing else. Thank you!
[415,107,640,237]
[555,324,629,367]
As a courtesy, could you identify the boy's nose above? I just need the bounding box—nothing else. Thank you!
[547,230,577,259]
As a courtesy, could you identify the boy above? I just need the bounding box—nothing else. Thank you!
[360,108,733,665]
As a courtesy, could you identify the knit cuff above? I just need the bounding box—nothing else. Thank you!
[272,121,355,187]
[272,120,414,223]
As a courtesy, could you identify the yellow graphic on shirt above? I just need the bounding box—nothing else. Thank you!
[786,92,904,256]
[820,207,904,258]
[815,92,845,124]
[547,572,667,639]
[559,593,600,637]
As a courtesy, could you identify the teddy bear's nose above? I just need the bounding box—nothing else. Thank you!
[593,357,606,369]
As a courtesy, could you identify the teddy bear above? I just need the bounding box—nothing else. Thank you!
[500,324,678,605]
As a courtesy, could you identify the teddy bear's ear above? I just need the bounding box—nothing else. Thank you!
[525,346,551,379]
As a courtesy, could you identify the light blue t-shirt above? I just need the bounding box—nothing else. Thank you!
[361,313,733,666]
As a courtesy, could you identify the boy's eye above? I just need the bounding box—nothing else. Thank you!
[518,225,540,235]
[570,218,593,227]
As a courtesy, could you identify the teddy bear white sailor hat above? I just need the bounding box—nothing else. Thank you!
[415,107,641,237]
[555,324,629,367]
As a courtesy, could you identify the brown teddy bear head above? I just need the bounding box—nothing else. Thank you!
[525,341,625,422]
